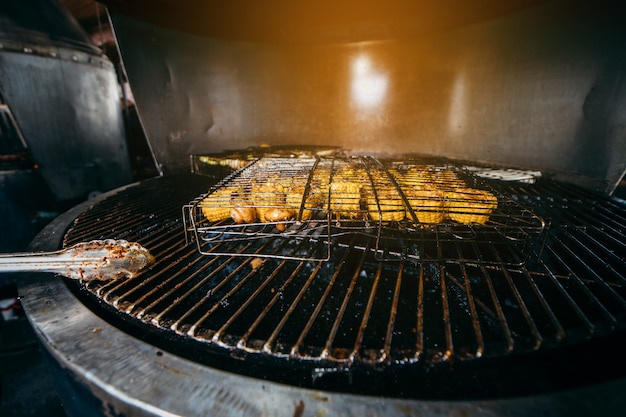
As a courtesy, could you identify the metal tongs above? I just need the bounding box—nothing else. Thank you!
[0,239,155,281]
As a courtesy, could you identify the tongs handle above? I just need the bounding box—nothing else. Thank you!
[0,240,155,280]
[0,251,68,271]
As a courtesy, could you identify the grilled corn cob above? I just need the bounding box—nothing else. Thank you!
[405,186,445,224]
[445,188,498,224]
[200,187,238,222]
[365,186,406,222]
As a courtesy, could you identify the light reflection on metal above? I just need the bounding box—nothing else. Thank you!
[448,72,467,134]
[350,54,388,109]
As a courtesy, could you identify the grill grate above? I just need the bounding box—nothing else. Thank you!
[61,170,626,375]
[184,156,545,263]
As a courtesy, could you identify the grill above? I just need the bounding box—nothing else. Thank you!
[14,0,626,414]
[55,159,626,398]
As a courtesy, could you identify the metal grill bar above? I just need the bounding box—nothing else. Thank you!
[543,243,619,326]
[354,261,384,363]
[381,263,403,364]
[264,261,324,355]
[534,261,595,334]
[208,257,293,344]
[290,235,355,357]
[323,239,369,362]
[62,171,626,374]
[179,244,262,335]
[151,244,237,329]
[415,262,425,361]
[476,261,515,353]
[459,261,485,357]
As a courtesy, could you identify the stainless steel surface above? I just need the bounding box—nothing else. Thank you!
[103,0,549,44]
[0,0,134,201]
[107,0,626,193]
[0,240,154,280]
[17,174,626,416]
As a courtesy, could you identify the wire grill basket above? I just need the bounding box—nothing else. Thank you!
[183,156,546,264]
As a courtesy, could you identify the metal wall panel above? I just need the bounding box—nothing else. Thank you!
[0,46,133,200]
[110,1,626,193]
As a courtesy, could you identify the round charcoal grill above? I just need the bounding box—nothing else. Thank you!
[17,160,626,415]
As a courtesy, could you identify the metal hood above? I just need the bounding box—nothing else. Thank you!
[103,0,626,194]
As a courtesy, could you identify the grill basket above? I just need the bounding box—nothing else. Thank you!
[184,155,546,265]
